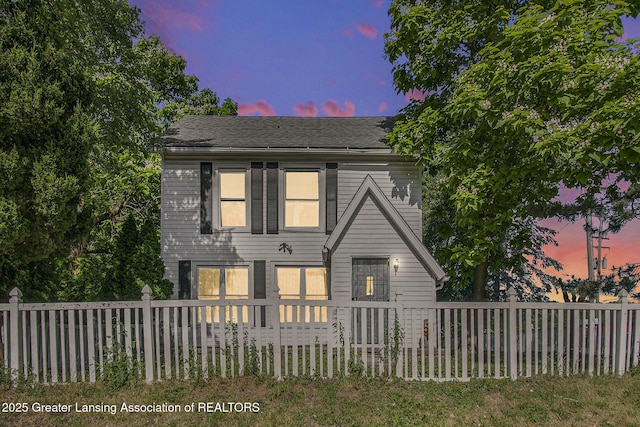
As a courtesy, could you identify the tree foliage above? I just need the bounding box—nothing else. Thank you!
[385,0,640,300]
[423,172,559,302]
[0,0,236,300]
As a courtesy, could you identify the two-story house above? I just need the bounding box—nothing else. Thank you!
[161,116,446,324]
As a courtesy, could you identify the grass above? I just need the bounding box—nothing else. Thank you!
[0,374,639,426]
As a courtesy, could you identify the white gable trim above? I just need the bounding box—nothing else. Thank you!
[324,175,447,287]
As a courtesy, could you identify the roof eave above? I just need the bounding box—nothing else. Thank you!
[163,146,397,161]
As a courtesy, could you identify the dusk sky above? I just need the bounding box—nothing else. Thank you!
[129,0,640,283]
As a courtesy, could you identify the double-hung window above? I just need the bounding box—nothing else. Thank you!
[277,267,328,322]
[198,266,249,322]
[219,171,247,228]
[284,171,320,228]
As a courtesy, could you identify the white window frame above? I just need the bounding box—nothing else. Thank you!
[279,163,326,232]
[195,264,252,323]
[213,164,251,232]
[276,265,329,323]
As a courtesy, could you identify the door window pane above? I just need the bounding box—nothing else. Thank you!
[352,258,389,301]
[366,275,375,296]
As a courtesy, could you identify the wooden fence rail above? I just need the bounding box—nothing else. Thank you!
[0,286,638,385]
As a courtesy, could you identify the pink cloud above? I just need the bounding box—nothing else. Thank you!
[356,23,378,39]
[372,0,384,7]
[294,102,318,117]
[378,101,388,113]
[405,89,429,101]
[322,100,355,117]
[238,100,276,116]
[341,28,354,39]
[130,0,217,53]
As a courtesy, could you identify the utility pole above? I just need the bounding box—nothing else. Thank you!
[589,213,610,302]
[586,212,595,281]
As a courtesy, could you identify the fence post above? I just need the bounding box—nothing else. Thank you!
[141,285,154,384]
[271,288,282,379]
[508,288,518,381]
[427,305,437,380]
[9,287,22,385]
[616,289,629,376]
[395,294,404,378]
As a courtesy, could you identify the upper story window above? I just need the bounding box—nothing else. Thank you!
[219,171,247,227]
[284,171,319,228]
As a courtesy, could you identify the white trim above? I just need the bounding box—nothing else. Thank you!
[213,164,251,232]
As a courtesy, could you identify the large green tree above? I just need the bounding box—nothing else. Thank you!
[385,0,640,300]
[0,0,236,300]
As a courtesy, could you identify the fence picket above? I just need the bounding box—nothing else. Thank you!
[2,290,638,386]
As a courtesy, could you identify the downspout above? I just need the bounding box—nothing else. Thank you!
[435,275,450,291]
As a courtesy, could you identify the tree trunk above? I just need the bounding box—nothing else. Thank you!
[471,261,488,301]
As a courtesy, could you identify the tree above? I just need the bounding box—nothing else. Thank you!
[0,0,236,300]
[95,214,173,301]
[385,0,640,300]
[423,172,560,302]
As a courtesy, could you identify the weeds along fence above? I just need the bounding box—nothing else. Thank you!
[0,286,638,385]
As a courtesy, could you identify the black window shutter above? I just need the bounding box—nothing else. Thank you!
[266,162,279,234]
[178,260,191,299]
[326,163,338,234]
[254,260,266,299]
[254,260,266,327]
[251,162,263,234]
[200,163,213,234]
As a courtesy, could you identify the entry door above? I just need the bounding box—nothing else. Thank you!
[352,258,389,301]
[352,258,389,344]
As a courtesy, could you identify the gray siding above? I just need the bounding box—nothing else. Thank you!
[162,158,427,299]
[331,196,435,305]
[337,162,421,236]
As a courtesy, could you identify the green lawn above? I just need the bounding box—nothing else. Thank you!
[1,373,639,426]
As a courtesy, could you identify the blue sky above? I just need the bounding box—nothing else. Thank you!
[130,0,429,116]
[129,1,640,118]
[129,0,640,118]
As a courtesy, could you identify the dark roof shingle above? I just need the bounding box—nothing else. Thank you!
[163,116,394,149]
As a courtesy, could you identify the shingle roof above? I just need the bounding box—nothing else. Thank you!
[163,116,394,149]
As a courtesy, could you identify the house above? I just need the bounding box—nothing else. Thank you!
[160,116,446,326]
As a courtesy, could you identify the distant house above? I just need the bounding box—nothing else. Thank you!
[160,116,446,318]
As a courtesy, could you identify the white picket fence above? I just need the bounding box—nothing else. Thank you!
[0,286,638,385]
